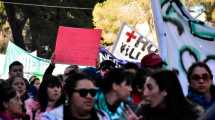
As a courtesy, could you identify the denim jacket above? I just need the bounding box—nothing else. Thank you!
[187,87,215,110]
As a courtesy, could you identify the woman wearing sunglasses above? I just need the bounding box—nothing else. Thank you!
[41,72,110,120]
[187,62,215,110]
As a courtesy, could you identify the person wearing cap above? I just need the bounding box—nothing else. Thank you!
[141,52,167,70]
[135,52,167,110]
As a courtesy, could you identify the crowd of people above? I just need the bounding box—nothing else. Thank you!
[0,52,215,120]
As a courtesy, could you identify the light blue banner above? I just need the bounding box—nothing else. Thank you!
[2,41,50,79]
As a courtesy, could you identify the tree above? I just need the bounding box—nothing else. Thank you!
[183,0,215,23]
[1,0,102,57]
[93,0,215,47]
[24,0,100,58]
[3,0,28,50]
[0,2,6,27]
[1,0,214,54]
[0,2,8,53]
[93,0,155,46]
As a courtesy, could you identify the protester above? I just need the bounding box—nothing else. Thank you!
[30,77,40,88]
[7,61,30,94]
[98,60,116,78]
[9,76,29,102]
[94,60,116,88]
[8,61,24,79]
[41,72,110,120]
[140,52,166,70]
[0,80,23,120]
[123,62,139,74]
[29,76,37,83]
[43,62,55,80]
[81,67,98,80]
[9,76,30,120]
[95,68,134,120]
[29,76,40,92]
[26,75,64,120]
[123,62,140,104]
[187,62,215,110]
[28,76,40,99]
[63,64,79,81]
[131,68,149,105]
[43,56,79,82]
[133,70,203,120]
[29,76,40,91]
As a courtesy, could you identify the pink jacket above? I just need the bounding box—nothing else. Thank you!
[25,98,53,120]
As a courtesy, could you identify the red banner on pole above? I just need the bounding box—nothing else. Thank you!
[54,26,102,66]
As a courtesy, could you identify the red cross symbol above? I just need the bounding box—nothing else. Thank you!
[126,31,137,42]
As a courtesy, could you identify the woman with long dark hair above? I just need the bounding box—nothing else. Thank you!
[26,75,64,120]
[128,70,203,120]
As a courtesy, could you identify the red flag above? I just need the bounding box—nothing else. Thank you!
[54,26,102,66]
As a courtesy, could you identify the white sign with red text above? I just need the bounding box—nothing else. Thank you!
[112,23,158,63]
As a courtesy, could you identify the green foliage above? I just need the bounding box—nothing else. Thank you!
[0,2,6,27]
[183,0,215,23]
[1,0,213,54]
[0,0,100,56]
[94,0,215,46]
[0,2,9,53]
[93,0,153,46]
[25,0,97,56]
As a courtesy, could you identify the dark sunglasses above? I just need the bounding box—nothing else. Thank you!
[73,88,98,97]
[191,73,211,81]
